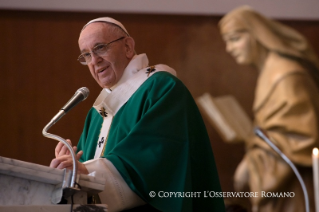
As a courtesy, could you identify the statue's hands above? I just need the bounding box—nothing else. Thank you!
[234,157,249,192]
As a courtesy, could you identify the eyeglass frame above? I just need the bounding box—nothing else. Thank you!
[77,36,126,65]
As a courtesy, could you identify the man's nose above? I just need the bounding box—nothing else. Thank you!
[90,52,103,65]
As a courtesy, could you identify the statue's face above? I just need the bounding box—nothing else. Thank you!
[222,30,255,65]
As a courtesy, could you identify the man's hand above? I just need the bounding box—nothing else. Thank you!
[50,139,89,174]
[55,139,76,158]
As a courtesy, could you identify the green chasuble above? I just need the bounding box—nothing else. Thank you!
[77,71,225,212]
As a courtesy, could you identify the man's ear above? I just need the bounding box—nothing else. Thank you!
[124,37,136,59]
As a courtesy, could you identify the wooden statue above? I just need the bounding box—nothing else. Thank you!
[219,6,319,212]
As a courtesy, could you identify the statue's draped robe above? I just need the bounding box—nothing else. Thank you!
[237,53,318,212]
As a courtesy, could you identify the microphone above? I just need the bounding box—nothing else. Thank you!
[62,87,90,113]
[50,87,90,124]
[43,87,89,189]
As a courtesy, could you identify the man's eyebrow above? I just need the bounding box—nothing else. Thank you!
[80,42,106,53]
[80,49,87,53]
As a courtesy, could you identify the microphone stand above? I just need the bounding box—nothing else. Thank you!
[42,87,89,201]
[254,127,310,212]
[42,113,77,189]
[42,87,89,190]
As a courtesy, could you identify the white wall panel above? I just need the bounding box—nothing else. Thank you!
[0,0,319,20]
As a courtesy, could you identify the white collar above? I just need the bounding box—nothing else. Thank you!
[110,54,148,90]
[93,53,149,116]
[93,53,176,117]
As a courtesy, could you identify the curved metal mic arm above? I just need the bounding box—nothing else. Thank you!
[254,127,310,212]
[42,87,89,192]
[43,114,77,188]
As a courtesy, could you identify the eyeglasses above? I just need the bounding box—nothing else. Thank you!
[77,36,125,65]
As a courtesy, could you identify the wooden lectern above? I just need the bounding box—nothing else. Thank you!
[0,156,107,212]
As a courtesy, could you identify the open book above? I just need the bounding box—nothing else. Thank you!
[196,93,253,143]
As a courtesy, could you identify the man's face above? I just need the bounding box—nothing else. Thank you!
[78,23,129,88]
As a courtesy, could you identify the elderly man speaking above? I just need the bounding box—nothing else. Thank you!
[50,17,225,212]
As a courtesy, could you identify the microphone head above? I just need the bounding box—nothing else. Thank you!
[77,87,90,100]
[61,87,90,113]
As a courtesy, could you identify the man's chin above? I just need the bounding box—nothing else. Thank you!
[99,81,114,89]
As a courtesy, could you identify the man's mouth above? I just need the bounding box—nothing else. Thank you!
[97,66,109,74]
[98,68,106,73]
